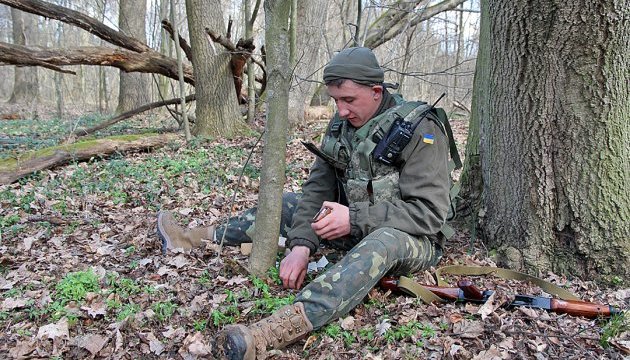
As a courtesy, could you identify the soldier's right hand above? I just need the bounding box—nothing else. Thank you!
[280,246,310,289]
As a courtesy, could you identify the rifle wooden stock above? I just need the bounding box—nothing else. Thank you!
[549,298,620,318]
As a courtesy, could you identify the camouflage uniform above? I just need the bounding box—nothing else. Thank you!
[220,90,450,330]
[215,193,301,247]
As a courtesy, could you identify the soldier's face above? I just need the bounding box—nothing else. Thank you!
[327,80,383,128]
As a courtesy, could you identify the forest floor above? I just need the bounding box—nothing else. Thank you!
[0,104,628,359]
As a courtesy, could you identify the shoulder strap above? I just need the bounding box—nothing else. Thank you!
[434,108,462,170]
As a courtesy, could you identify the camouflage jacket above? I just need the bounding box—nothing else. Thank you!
[286,92,450,254]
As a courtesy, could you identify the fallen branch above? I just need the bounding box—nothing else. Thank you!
[0,42,194,85]
[69,94,196,140]
[0,133,179,185]
[205,28,257,103]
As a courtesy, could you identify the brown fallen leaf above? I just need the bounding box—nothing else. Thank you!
[1,297,29,310]
[74,334,108,356]
[37,317,70,340]
[452,320,484,339]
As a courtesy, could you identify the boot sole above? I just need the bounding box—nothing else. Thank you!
[157,211,172,255]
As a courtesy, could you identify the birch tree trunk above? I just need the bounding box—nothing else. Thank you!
[116,0,149,113]
[8,8,38,104]
[476,0,629,284]
[249,0,291,276]
[185,0,241,137]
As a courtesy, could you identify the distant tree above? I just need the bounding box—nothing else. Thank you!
[287,0,327,125]
[116,0,149,113]
[8,8,38,104]
[463,0,629,284]
[185,0,241,137]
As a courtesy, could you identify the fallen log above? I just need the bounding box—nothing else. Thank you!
[0,43,195,85]
[0,133,179,185]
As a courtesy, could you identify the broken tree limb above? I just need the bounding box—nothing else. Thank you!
[205,28,257,103]
[0,133,179,185]
[161,19,193,62]
[0,42,195,85]
[70,94,196,140]
[0,0,151,53]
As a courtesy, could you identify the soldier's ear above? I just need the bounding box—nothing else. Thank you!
[372,85,383,99]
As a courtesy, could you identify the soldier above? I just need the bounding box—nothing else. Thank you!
[158,47,451,359]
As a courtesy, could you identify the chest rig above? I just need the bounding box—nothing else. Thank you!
[319,98,434,204]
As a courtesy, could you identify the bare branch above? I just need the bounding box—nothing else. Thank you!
[161,19,193,62]
[364,0,466,49]
[71,94,196,139]
[0,0,151,53]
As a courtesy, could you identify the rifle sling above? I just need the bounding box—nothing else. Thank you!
[434,265,579,301]
[397,276,443,304]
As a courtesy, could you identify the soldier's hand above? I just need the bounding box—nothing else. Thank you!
[280,246,310,289]
[311,201,351,240]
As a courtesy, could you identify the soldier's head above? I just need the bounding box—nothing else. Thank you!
[323,47,384,128]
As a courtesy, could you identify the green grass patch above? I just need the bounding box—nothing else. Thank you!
[152,301,178,322]
[55,269,100,303]
[600,312,629,348]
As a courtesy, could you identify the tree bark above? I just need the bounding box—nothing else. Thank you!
[185,0,241,137]
[476,0,629,284]
[0,43,195,85]
[249,0,292,276]
[8,8,39,104]
[0,134,178,185]
[116,0,149,113]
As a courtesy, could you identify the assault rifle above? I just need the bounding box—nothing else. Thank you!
[379,277,622,319]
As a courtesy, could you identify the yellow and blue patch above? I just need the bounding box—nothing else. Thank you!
[422,133,435,144]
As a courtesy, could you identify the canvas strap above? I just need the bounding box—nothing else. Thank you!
[396,266,579,304]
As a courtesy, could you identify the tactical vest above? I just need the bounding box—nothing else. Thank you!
[320,97,440,205]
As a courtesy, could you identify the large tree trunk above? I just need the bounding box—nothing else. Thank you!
[249,0,292,276]
[287,0,327,125]
[185,0,241,137]
[8,8,38,104]
[476,0,629,284]
[116,0,149,113]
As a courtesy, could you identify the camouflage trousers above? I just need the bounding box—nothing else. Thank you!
[296,228,442,329]
[214,193,300,246]
[216,192,443,330]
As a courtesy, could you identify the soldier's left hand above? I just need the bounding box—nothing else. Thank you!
[311,201,351,240]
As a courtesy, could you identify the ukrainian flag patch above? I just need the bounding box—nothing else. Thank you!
[423,134,435,144]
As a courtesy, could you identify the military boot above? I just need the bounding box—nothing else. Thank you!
[216,302,313,360]
[157,211,214,254]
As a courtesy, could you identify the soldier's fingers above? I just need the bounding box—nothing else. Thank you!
[296,270,307,289]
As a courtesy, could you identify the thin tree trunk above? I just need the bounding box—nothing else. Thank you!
[249,0,292,276]
[170,0,191,141]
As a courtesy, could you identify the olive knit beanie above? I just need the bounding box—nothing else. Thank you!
[323,47,384,86]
